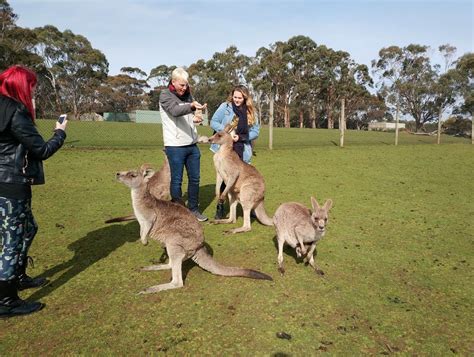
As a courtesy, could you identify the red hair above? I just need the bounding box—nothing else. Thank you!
[0,65,37,121]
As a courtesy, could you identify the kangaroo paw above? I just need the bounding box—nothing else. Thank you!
[278,267,285,276]
[296,246,307,258]
[227,227,251,234]
[212,218,232,225]
[315,268,325,276]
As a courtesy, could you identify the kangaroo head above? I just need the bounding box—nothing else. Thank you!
[310,196,333,233]
[208,130,234,146]
[116,167,155,189]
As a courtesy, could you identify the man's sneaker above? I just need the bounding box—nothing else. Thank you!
[191,210,208,222]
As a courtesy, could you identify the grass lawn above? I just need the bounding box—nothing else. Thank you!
[0,122,472,355]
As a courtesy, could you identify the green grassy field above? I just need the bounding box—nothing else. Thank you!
[1,122,473,355]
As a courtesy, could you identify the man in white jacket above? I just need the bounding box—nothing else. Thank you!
[159,67,208,221]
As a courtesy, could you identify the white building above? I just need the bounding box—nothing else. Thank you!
[368,122,405,131]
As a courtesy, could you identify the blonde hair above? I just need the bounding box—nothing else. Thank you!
[227,85,256,127]
[171,67,189,83]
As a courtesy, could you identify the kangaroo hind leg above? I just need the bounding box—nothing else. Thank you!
[138,245,186,294]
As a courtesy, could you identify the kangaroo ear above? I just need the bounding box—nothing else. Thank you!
[140,163,153,172]
[310,196,320,211]
[323,199,333,211]
[143,168,155,180]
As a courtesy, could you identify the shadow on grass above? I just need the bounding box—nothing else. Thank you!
[28,224,216,300]
[27,222,138,301]
[271,236,300,263]
[183,183,215,213]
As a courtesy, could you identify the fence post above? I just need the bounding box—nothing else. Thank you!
[269,92,274,150]
[339,98,345,147]
[395,101,400,146]
[437,106,442,144]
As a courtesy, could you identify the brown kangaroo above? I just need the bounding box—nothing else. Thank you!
[273,197,333,275]
[208,130,273,234]
[113,166,272,293]
[105,152,170,225]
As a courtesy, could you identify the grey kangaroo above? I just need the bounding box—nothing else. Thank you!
[208,130,273,234]
[105,153,171,225]
[114,166,272,293]
[273,197,333,275]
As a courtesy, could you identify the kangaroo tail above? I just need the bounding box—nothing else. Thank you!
[105,214,136,224]
[192,245,272,281]
[254,201,274,226]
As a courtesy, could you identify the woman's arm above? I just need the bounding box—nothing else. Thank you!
[210,103,229,132]
[10,109,66,160]
[159,90,193,117]
[248,115,260,141]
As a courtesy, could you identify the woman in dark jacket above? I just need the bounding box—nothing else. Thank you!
[0,65,67,318]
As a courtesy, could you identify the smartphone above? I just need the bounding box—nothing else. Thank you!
[58,114,67,124]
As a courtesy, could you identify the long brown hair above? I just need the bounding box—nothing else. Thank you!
[0,65,37,121]
[227,85,256,126]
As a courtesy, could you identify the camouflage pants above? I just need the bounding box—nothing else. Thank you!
[0,197,38,281]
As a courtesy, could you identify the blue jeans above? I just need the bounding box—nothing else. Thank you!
[165,144,201,212]
[0,197,38,281]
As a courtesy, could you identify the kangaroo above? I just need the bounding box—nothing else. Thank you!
[105,153,171,227]
[114,166,273,293]
[207,130,273,234]
[273,197,333,276]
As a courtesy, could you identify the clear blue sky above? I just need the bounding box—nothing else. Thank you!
[12,0,473,76]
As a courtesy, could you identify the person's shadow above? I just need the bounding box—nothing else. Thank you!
[182,183,216,213]
[27,222,139,301]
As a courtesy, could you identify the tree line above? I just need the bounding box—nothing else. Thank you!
[1,1,472,132]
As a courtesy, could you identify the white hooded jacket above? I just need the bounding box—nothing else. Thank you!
[159,89,198,146]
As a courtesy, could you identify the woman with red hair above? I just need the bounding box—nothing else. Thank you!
[0,65,67,318]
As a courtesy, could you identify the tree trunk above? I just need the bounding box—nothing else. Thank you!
[299,110,303,128]
[284,104,290,128]
[311,106,316,128]
[327,87,334,129]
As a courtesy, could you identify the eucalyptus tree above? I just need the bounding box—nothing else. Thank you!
[373,44,444,132]
[57,30,108,118]
[0,0,40,70]
[285,35,318,128]
[251,41,292,127]
[31,26,108,118]
[147,64,176,110]
[451,52,474,143]
[434,44,459,143]
[32,25,64,112]
[97,67,149,113]
[247,55,271,124]
[148,64,176,88]
[188,46,250,114]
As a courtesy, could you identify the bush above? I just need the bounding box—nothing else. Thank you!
[442,116,472,137]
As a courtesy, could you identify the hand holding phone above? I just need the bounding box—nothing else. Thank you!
[55,114,68,131]
[58,114,67,124]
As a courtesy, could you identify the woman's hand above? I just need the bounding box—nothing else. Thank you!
[191,101,207,110]
[55,119,67,131]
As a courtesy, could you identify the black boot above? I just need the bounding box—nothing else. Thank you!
[214,201,226,219]
[0,280,44,318]
[17,257,48,290]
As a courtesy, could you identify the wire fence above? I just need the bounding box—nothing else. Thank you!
[36,119,471,150]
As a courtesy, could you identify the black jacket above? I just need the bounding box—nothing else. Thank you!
[0,95,66,187]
